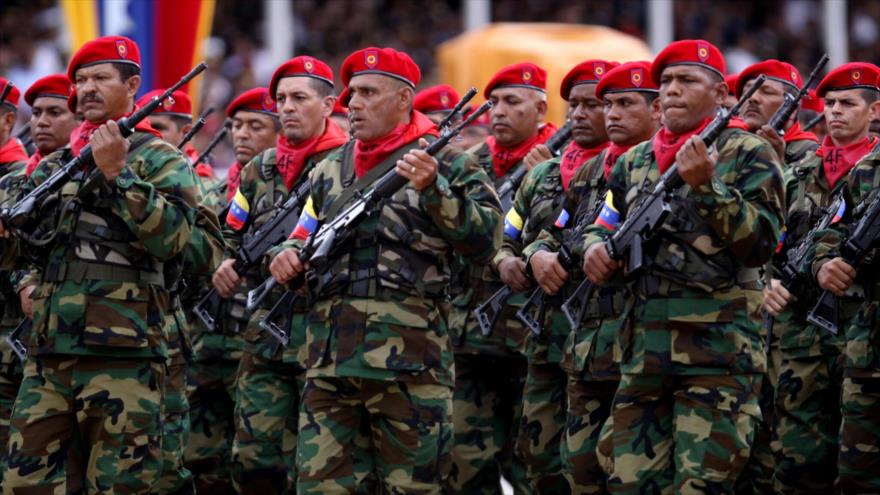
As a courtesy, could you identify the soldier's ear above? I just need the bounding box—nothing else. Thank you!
[535,98,548,119]
[321,95,335,119]
[870,99,880,121]
[650,97,662,123]
[126,74,141,102]
[399,86,414,112]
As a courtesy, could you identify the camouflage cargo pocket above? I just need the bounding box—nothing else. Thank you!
[83,284,150,348]
[659,296,753,368]
[363,300,439,372]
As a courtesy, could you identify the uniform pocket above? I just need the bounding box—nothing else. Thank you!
[362,299,441,372]
[83,283,150,348]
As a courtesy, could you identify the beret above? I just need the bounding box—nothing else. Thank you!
[414,84,461,114]
[485,62,548,99]
[816,62,880,97]
[68,35,140,81]
[226,87,277,118]
[560,60,618,100]
[0,77,22,109]
[595,61,657,99]
[341,47,420,88]
[269,56,334,100]
[651,39,726,84]
[736,59,802,98]
[24,74,72,106]
[136,89,192,119]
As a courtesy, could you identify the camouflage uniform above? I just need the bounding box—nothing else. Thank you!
[524,150,627,494]
[2,131,198,493]
[224,145,337,494]
[811,148,880,493]
[579,127,784,494]
[277,137,501,494]
[449,141,530,494]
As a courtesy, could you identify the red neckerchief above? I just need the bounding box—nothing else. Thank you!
[487,122,558,177]
[69,109,161,157]
[817,135,878,188]
[602,142,633,181]
[560,140,607,191]
[354,111,438,178]
[0,138,28,165]
[728,116,750,131]
[782,121,818,144]
[184,143,200,163]
[195,162,214,178]
[277,118,347,189]
[652,117,713,174]
[24,149,42,176]
[227,160,244,201]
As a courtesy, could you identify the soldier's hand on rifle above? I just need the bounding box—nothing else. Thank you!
[91,120,130,181]
[530,250,568,295]
[756,125,785,164]
[524,144,553,170]
[762,278,795,316]
[212,258,242,298]
[677,135,718,188]
[583,242,618,285]
[397,138,438,191]
[18,284,35,319]
[498,256,531,292]
[270,248,306,284]
[817,257,856,296]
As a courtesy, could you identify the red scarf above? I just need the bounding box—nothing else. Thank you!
[817,135,878,188]
[354,111,438,178]
[602,142,634,181]
[69,110,161,157]
[728,116,750,131]
[24,150,42,176]
[195,162,214,178]
[559,140,607,191]
[782,121,818,144]
[277,118,347,189]
[227,160,244,201]
[0,138,28,165]
[486,123,558,178]
[652,117,713,174]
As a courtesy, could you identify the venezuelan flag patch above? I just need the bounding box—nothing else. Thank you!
[775,228,788,254]
[832,200,846,224]
[226,189,250,231]
[503,208,524,240]
[594,191,620,231]
[291,196,319,240]
[554,208,570,229]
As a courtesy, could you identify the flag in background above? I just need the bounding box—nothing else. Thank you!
[60,0,215,109]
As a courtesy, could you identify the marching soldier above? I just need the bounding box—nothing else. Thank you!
[580,40,784,493]
[22,74,78,176]
[268,46,501,494]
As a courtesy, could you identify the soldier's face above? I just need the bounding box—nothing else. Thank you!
[275,77,333,144]
[347,74,413,142]
[30,96,77,155]
[231,111,278,165]
[488,87,547,147]
[741,78,789,132]
[73,63,140,123]
[603,92,660,146]
[823,89,879,146]
[659,65,726,134]
[568,83,607,147]
[147,114,189,147]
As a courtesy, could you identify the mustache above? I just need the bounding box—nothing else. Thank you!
[80,93,103,104]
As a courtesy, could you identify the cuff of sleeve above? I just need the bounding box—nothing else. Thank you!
[420,173,451,205]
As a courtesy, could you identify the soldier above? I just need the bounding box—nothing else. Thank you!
[211,56,347,494]
[185,87,279,494]
[580,40,784,493]
[449,62,556,494]
[267,46,501,494]
[454,105,490,152]
[137,89,199,162]
[22,74,78,176]
[723,73,739,110]
[502,59,615,493]
[0,35,199,493]
[768,62,880,493]
[415,84,462,126]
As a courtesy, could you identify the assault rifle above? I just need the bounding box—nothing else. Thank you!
[248,101,494,345]
[0,63,207,237]
[496,121,572,211]
[767,54,828,134]
[5,318,30,363]
[560,75,768,330]
[192,119,230,167]
[437,87,477,135]
[178,106,214,149]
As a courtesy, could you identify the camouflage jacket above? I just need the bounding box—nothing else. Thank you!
[581,127,785,376]
[0,160,28,368]
[9,132,198,359]
[784,137,819,168]
[812,148,880,375]
[277,139,501,386]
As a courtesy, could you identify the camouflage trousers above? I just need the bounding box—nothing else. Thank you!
[450,353,529,494]
[4,354,165,494]
[232,351,303,495]
[773,347,844,493]
[839,375,880,493]
[563,375,618,494]
[297,375,451,494]
[0,355,22,487]
[606,373,761,494]
[184,357,237,494]
[155,358,194,494]
[516,361,569,494]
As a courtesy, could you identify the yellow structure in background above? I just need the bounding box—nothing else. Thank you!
[438,23,652,125]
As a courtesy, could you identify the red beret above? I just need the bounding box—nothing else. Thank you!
[341,47,420,89]
[0,77,22,110]
[651,39,726,84]
[485,62,548,99]
[801,89,824,113]
[414,84,461,114]
[332,92,348,116]
[269,56,334,100]
[24,74,73,106]
[724,73,738,95]
[595,61,657,99]
[816,62,880,97]
[560,60,619,101]
[136,89,192,119]
[226,88,277,118]
[736,59,803,98]
[67,35,141,81]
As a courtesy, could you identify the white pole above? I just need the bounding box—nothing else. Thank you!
[464,0,491,32]
[823,0,848,69]
[266,0,294,66]
[648,0,674,54]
